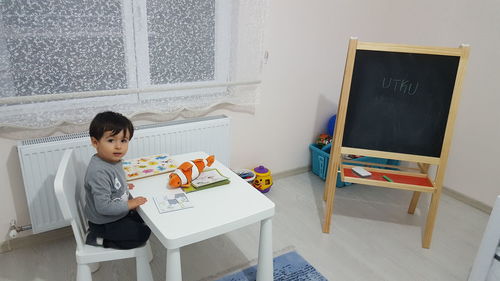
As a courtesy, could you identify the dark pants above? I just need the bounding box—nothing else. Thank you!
[89,210,151,249]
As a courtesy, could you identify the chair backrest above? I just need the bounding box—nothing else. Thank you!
[54,149,88,250]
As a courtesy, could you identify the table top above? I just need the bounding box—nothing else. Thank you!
[129,152,275,249]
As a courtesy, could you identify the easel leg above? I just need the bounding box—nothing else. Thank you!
[422,189,442,248]
[323,155,336,201]
[322,160,340,233]
[408,191,421,214]
[323,180,328,201]
[408,163,430,215]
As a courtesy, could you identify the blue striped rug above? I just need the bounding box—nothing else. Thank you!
[215,251,328,281]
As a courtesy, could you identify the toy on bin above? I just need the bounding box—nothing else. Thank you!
[252,165,273,193]
[316,133,332,149]
[169,155,215,187]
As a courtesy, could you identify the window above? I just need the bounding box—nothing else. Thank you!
[0,0,267,129]
[1,1,128,96]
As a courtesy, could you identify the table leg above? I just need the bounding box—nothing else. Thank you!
[256,218,273,281]
[166,248,181,281]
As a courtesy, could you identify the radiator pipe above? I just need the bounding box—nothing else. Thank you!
[9,220,32,239]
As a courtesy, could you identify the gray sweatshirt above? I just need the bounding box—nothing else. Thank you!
[84,154,129,224]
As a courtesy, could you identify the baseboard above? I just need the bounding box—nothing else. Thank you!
[273,166,310,180]
[0,239,12,253]
[0,226,72,254]
[294,165,493,214]
[443,186,492,214]
[259,167,494,215]
[0,168,312,254]
[0,169,490,254]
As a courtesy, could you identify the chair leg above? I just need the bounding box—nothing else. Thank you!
[89,262,101,273]
[76,264,93,281]
[136,255,154,281]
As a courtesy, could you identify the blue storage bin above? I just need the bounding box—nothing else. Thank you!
[309,143,346,187]
[309,143,399,187]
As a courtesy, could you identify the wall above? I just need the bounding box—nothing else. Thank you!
[1,0,499,243]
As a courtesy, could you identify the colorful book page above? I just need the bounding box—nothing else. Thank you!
[191,169,229,187]
[123,153,176,181]
[182,169,230,193]
[183,179,230,193]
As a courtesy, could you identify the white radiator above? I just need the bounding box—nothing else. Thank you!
[17,115,231,233]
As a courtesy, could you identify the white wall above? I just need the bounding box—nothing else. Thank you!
[1,0,499,243]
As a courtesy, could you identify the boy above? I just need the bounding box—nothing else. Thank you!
[84,111,151,249]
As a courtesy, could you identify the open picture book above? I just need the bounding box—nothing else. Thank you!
[182,169,230,193]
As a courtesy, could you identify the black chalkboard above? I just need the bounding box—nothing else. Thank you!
[342,50,460,157]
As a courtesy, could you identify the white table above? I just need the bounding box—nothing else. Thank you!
[129,152,275,281]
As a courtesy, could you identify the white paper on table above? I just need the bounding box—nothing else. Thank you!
[153,188,193,213]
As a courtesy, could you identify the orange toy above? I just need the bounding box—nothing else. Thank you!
[168,155,215,187]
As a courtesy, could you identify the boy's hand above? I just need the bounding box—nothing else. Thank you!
[128,183,135,190]
[128,196,147,210]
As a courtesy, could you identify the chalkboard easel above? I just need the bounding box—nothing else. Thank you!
[323,38,470,248]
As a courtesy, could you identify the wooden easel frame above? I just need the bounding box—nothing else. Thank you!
[322,38,470,248]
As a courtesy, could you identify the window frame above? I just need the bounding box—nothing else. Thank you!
[129,0,232,98]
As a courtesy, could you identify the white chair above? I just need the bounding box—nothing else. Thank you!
[54,149,154,281]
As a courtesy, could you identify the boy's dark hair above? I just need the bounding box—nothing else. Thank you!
[89,111,134,140]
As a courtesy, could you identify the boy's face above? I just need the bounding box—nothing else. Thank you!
[91,129,130,163]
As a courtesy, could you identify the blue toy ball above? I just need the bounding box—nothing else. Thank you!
[327,114,337,136]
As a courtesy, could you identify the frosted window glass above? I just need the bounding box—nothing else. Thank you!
[0,0,127,97]
[147,0,215,84]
